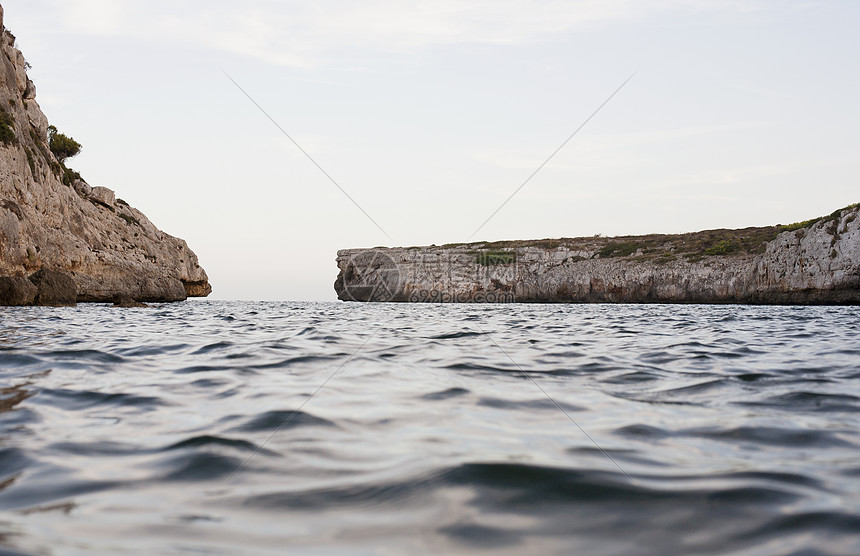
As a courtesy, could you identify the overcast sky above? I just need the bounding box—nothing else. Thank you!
[3,1,859,300]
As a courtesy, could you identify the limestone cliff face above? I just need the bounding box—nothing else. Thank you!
[335,204,860,304]
[0,5,211,302]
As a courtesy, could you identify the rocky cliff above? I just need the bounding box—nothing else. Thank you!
[0,4,211,304]
[335,204,860,304]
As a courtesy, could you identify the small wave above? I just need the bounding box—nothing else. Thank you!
[718,470,822,489]
[601,371,659,384]
[0,353,41,368]
[157,452,245,482]
[440,462,652,503]
[430,331,485,340]
[163,435,261,453]
[43,349,124,363]
[704,485,800,505]
[573,361,617,374]
[565,446,663,467]
[249,355,336,370]
[172,365,235,374]
[735,511,860,541]
[189,378,229,388]
[47,441,139,457]
[683,426,855,448]
[35,389,168,411]
[477,397,584,412]
[421,387,470,401]
[0,447,32,481]
[739,391,860,413]
[438,523,523,548]
[0,406,39,427]
[734,372,772,382]
[190,341,234,355]
[229,410,336,432]
[444,362,519,374]
[651,379,728,396]
[613,424,671,439]
[0,478,120,512]
[540,350,586,359]
[115,343,190,357]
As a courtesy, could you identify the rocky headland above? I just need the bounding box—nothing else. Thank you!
[0,4,211,306]
[335,203,860,304]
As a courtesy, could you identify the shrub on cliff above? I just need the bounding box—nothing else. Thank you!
[61,166,81,187]
[0,110,15,144]
[705,239,737,256]
[476,250,516,266]
[47,125,81,162]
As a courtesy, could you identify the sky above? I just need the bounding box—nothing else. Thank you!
[2,1,859,301]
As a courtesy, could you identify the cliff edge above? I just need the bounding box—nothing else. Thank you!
[335,203,860,304]
[0,4,211,304]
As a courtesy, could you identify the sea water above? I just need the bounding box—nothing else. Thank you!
[1,301,859,554]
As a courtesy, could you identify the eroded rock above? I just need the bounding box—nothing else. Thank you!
[89,186,115,207]
[0,275,36,305]
[112,293,147,308]
[72,178,92,198]
[29,268,76,306]
[182,280,213,298]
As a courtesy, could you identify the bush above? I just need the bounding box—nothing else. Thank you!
[61,167,81,186]
[598,241,639,258]
[0,110,15,145]
[47,125,82,162]
[781,218,821,232]
[476,250,515,266]
[704,239,737,256]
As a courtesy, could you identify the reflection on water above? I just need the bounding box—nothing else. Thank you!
[0,384,33,414]
[0,301,859,554]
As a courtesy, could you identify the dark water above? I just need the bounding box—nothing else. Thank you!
[1,301,860,555]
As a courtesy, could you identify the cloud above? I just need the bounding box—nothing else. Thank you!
[43,0,779,68]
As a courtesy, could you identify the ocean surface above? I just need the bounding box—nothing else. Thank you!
[1,301,859,555]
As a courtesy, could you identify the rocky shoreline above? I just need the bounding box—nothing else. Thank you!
[335,204,860,304]
[0,4,211,306]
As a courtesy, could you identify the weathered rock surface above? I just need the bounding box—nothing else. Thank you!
[335,204,860,304]
[112,293,147,308]
[0,274,35,305]
[89,186,115,207]
[28,268,76,306]
[0,4,211,304]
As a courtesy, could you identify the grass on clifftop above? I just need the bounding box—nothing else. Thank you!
[437,203,859,262]
[780,203,859,232]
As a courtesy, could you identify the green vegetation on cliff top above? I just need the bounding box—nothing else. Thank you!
[437,203,859,262]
